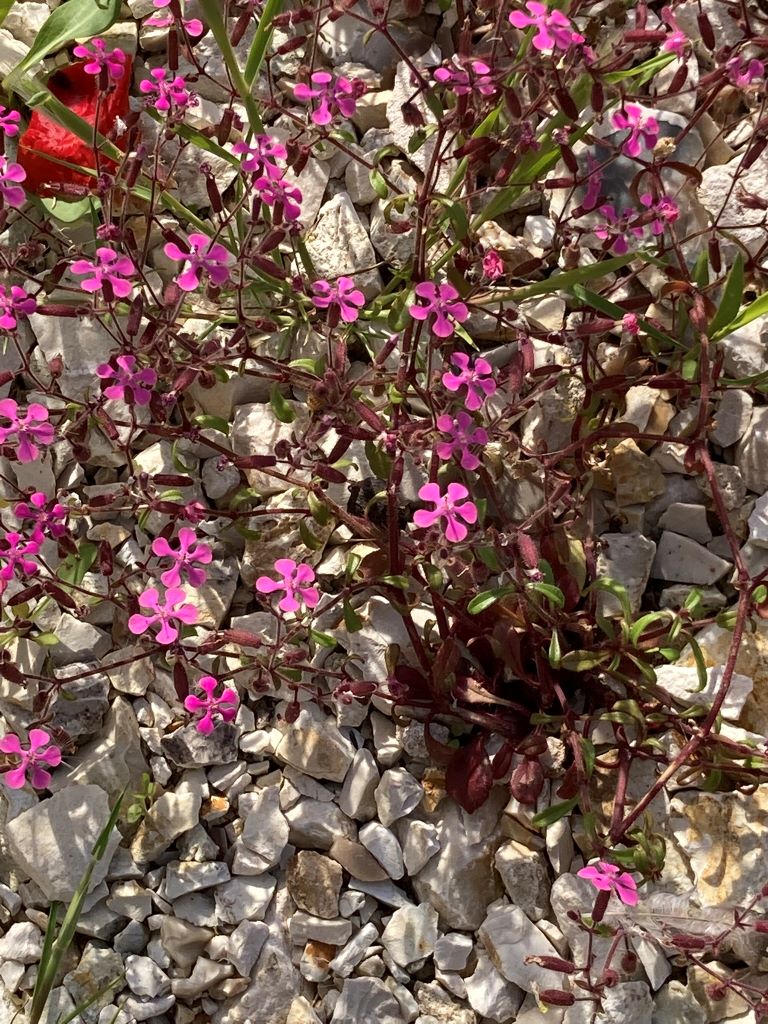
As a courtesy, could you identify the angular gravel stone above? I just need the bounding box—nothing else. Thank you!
[374,768,423,827]
[214,876,277,924]
[381,903,439,967]
[329,977,404,1024]
[358,822,405,879]
[239,784,289,870]
[651,532,731,584]
[6,785,120,902]
[286,851,343,918]
[339,748,379,820]
[274,707,355,783]
[478,904,562,990]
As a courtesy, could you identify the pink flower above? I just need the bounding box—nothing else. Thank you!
[311,277,366,323]
[0,531,41,581]
[0,730,61,789]
[482,250,504,281]
[726,55,764,88]
[146,0,204,37]
[233,136,287,180]
[0,156,26,208]
[254,175,302,222]
[72,38,127,78]
[139,68,196,114]
[593,204,645,255]
[442,352,497,411]
[164,233,232,292]
[184,676,239,734]
[256,558,320,614]
[409,282,469,339]
[413,482,478,542]
[0,399,54,463]
[96,354,157,405]
[639,193,679,235]
[578,861,639,906]
[435,412,488,471]
[611,104,659,159]
[622,312,640,335]
[433,60,496,97]
[14,492,69,544]
[0,106,21,137]
[128,585,198,645]
[0,285,35,329]
[152,528,213,589]
[508,1,585,51]
[294,71,365,125]
[70,247,136,298]
[660,6,687,54]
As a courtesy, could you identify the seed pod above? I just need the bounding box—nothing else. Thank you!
[538,991,576,1007]
[698,11,715,49]
[560,144,580,175]
[670,934,711,950]
[231,10,252,47]
[277,35,307,55]
[591,79,604,112]
[217,108,235,145]
[708,236,721,274]
[668,62,688,93]
[99,538,114,577]
[168,26,178,69]
[555,88,578,120]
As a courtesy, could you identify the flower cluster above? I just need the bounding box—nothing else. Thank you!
[508,1,585,51]
[14,492,69,543]
[256,558,320,615]
[184,676,239,734]
[433,60,496,97]
[233,136,288,180]
[73,38,127,79]
[0,399,54,463]
[0,156,26,208]
[311,277,365,324]
[578,861,639,906]
[0,285,35,330]
[164,233,232,292]
[128,528,213,645]
[140,68,196,115]
[294,72,365,126]
[71,247,136,298]
[408,281,469,339]
[146,0,204,37]
[0,730,62,790]
[97,354,158,406]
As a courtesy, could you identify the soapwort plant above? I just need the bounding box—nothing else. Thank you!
[0,0,766,1015]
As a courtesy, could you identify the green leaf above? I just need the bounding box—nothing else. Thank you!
[711,288,768,342]
[58,542,98,588]
[369,167,389,200]
[0,0,15,27]
[364,439,392,480]
[40,196,97,223]
[298,518,325,551]
[379,575,411,590]
[270,383,295,423]
[629,610,674,647]
[343,599,362,632]
[526,582,565,608]
[307,491,331,526]
[243,0,283,85]
[560,650,610,671]
[467,586,516,614]
[687,636,709,693]
[571,284,681,350]
[194,414,231,435]
[310,628,337,648]
[532,796,579,829]
[548,629,562,668]
[591,577,633,620]
[5,0,122,85]
[580,737,596,780]
[604,50,676,83]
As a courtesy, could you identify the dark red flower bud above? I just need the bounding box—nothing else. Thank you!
[698,12,715,49]
[538,990,576,1006]
[526,956,576,974]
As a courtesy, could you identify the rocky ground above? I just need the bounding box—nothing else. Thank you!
[0,0,766,1023]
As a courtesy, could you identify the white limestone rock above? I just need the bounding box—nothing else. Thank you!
[381,903,439,967]
[6,785,120,902]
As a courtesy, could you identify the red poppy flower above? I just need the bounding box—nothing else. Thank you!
[18,58,133,197]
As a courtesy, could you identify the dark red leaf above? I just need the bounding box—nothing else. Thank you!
[446,734,493,813]
[509,758,545,805]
